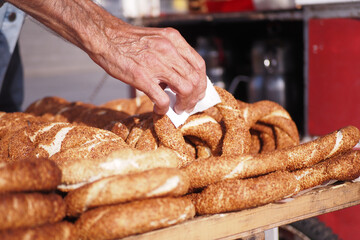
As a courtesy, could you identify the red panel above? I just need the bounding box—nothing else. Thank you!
[206,0,254,13]
[308,18,360,135]
[318,204,360,240]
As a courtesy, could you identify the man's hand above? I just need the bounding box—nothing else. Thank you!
[7,0,207,115]
[89,25,207,115]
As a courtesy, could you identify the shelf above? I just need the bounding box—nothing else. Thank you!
[131,9,303,27]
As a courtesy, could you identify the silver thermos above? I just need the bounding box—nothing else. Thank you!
[250,39,289,108]
[229,39,291,109]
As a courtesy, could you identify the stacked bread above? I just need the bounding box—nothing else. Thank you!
[0,110,195,239]
[0,158,76,239]
[0,87,359,239]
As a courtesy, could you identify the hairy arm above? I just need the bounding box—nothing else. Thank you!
[6,0,206,114]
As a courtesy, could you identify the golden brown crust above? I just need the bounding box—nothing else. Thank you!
[101,95,153,115]
[193,171,297,215]
[25,96,69,117]
[135,122,159,151]
[0,193,66,231]
[101,98,138,115]
[180,113,223,156]
[153,114,195,167]
[240,100,299,148]
[65,168,190,217]
[135,94,154,114]
[57,147,181,188]
[5,122,128,179]
[75,197,195,240]
[326,150,360,181]
[293,150,360,191]
[183,126,360,189]
[126,114,153,147]
[0,112,47,140]
[26,96,131,129]
[215,87,251,155]
[193,150,360,215]
[249,131,261,154]
[72,107,130,129]
[251,123,276,153]
[0,221,76,240]
[0,158,61,194]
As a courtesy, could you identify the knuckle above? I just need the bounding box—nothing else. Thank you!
[197,57,206,71]
[179,82,194,97]
[162,27,180,38]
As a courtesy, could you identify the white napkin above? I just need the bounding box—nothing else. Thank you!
[165,76,221,128]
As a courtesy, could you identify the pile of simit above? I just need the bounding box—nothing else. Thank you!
[0,87,359,240]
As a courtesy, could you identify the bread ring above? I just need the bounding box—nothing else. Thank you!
[238,100,300,148]
[326,150,360,181]
[0,221,76,240]
[57,147,181,191]
[180,113,223,156]
[193,171,297,215]
[8,122,128,164]
[294,150,360,192]
[65,168,189,217]
[203,106,222,123]
[250,123,276,153]
[196,145,212,159]
[194,150,360,215]
[72,106,130,129]
[135,122,159,151]
[105,113,150,141]
[135,94,154,114]
[153,114,195,167]
[126,114,153,147]
[215,87,251,155]
[101,98,138,115]
[33,122,126,156]
[0,112,46,162]
[101,95,153,115]
[75,197,195,240]
[50,101,94,123]
[5,127,37,163]
[0,158,61,194]
[25,96,69,117]
[249,131,261,154]
[26,97,132,129]
[185,136,212,159]
[273,126,298,149]
[183,126,360,189]
[0,193,66,231]
[0,112,46,139]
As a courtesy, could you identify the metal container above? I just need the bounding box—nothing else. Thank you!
[248,39,291,108]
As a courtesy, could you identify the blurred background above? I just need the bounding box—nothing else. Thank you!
[19,16,131,110]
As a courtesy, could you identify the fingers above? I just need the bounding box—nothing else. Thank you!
[142,81,170,116]
[155,28,207,114]
[96,24,207,115]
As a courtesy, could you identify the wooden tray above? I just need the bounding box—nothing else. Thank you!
[124,181,360,240]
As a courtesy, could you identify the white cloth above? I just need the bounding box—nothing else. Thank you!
[165,76,221,128]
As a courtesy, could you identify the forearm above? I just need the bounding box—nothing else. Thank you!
[6,0,207,115]
[5,0,126,54]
